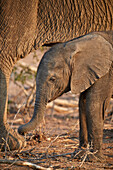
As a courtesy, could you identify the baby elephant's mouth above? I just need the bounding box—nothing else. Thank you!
[48,87,70,103]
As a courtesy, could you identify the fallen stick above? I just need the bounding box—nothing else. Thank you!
[47,99,78,108]
[25,84,36,107]
[8,118,23,124]
[54,98,78,107]
[0,159,52,170]
[47,103,77,113]
[47,152,74,159]
[13,151,75,162]
[46,135,60,153]
[19,146,36,154]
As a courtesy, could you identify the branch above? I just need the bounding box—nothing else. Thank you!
[0,159,52,170]
[54,98,78,107]
[25,84,36,107]
[47,103,77,113]
[46,135,60,153]
[47,98,78,113]
[10,79,28,96]
[17,61,37,73]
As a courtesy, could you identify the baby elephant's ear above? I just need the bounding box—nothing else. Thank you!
[70,34,113,94]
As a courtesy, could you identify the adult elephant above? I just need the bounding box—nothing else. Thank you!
[0,0,113,151]
[18,31,113,161]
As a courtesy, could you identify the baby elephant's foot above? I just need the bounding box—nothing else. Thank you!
[86,151,106,162]
[73,148,106,163]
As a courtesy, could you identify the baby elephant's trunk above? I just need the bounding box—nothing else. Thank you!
[18,97,46,135]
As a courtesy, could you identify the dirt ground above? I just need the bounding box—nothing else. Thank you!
[0,49,113,169]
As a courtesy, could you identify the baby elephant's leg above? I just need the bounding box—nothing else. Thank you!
[79,91,88,148]
[86,92,104,154]
[85,75,112,158]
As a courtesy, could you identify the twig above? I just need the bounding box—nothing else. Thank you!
[14,152,74,162]
[46,135,60,153]
[48,152,74,159]
[73,150,83,158]
[25,83,36,107]
[19,146,36,154]
[79,152,87,167]
[2,138,11,157]
[47,104,76,113]
[10,78,28,96]
[73,144,100,168]
[11,102,26,129]
[17,154,25,161]
[3,158,18,170]
[53,98,78,107]
[78,149,99,168]
[15,148,37,160]
[0,159,52,169]
[17,61,37,73]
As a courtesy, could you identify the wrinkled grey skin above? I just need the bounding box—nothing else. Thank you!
[0,0,113,150]
[18,31,113,160]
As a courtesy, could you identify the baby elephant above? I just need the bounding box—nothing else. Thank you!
[18,31,113,161]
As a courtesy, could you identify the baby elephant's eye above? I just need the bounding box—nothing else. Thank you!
[49,76,56,82]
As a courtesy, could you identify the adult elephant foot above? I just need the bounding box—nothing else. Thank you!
[73,148,106,163]
[0,69,25,151]
[0,123,26,151]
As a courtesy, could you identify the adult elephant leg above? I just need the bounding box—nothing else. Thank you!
[79,92,88,148]
[0,69,25,151]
